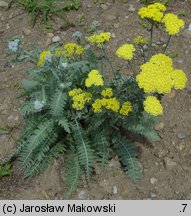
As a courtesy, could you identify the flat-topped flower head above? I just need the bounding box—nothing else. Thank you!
[119,101,132,116]
[138,2,166,22]
[88,32,111,46]
[37,50,52,67]
[101,88,113,98]
[136,53,187,94]
[162,13,184,35]
[116,44,136,61]
[144,96,163,116]
[85,70,104,87]
[133,36,148,45]
[64,43,84,57]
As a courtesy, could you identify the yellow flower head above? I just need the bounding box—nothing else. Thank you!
[88,32,111,46]
[68,88,83,97]
[138,2,166,22]
[64,43,84,57]
[171,69,187,90]
[37,50,51,67]
[136,53,187,94]
[101,88,113,98]
[71,91,92,110]
[162,13,184,35]
[133,36,148,45]
[144,96,163,116]
[136,54,173,94]
[85,70,104,87]
[55,47,64,57]
[119,101,132,116]
[116,44,136,61]
[92,97,120,113]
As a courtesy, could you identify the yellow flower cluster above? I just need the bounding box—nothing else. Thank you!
[85,70,104,87]
[143,96,163,116]
[92,97,120,113]
[119,101,132,116]
[55,47,64,57]
[101,88,113,98]
[69,88,92,110]
[116,44,136,61]
[162,13,184,35]
[133,36,148,45]
[88,32,111,46]
[136,54,187,94]
[68,88,83,97]
[138,2,166,22]
[64,43,84,57]
[37,50,51,67]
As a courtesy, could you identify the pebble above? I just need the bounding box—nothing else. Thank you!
[154,122,164,131]
[114,23,119,29]
[112,186,118,195]
[177,132,186,139]
[78,190,86,200]
[128,4,136,12]
[164,157,177,170]
[47,32,54,38]
[182,29,191,39]
[23,28,31,36]
[177,59,183,64]
[0,1,8,8]
[150,177,157,185]
[87,4,92,8]
[188,24,191,32]
[150,192,157,198]
[7,115,14,121]
[100,4,108,10]
[52,35,61,43]
[45,39,52,48]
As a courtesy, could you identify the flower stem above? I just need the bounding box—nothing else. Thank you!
[149,22,154,58]
[101,47,117,80]
[163,35,172,53]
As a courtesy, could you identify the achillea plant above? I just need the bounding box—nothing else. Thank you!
[5,2,187,197]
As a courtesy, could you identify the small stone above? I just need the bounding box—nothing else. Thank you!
[188,24,191,32]
[23,28,31,36]
[150,192,157,198]
[52,35,61,43]
[160,37,166,42]
[125,15,129,19]
[182,29,191,39]
[112,186,118,195]
[143,45,148,50]
[154,122,164,131]
[177,132,186,139]
[87,4,92,8]
[129,4,135,12]
[100,4,108,10]
[164,157,177,170]
[7,115,14,121]
[114,23,119,29]
[45,39,52,48]
[111,33,116,38]
[107,15,117,21]
[156,149,168,158]
[150,177,157,185]
[47,32,54,38]
[0,1,8,8]
[185,50,189,54]
[177,59,183,64]
[78,190,86,200]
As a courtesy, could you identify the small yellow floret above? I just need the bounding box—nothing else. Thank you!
[162,13,184,35]
[69,88,83,97]
[172,69,187,90]
[37,50,51,67]
[101,88,113,98]
[119,101,132,116]
[85,70,104,87]
[133,36,148,45]
[88,32,111,46]
[144,96,163,116]
[64,43,84,57]
[116,44,135,61]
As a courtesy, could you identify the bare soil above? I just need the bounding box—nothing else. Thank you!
[0,0,191,199]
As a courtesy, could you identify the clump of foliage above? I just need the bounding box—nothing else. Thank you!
[0,164,12,177]
[8,0,81,27]
[5,2,187,197]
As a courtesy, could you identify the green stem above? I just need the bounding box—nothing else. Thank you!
[149,22,154,58]
[140,45,146,63]
[101,47,117,80]
[163,35,172,53]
